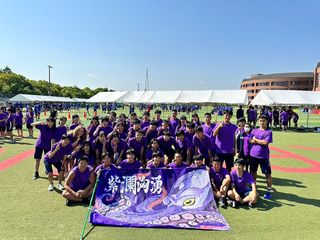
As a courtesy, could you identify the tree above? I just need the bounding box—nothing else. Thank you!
[0,66,13,74]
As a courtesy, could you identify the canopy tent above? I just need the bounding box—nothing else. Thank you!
[9,94,74,103]
[87,90,248,105]
[250,90,320,106]
[86,91,128,103]
[73,98,88,102]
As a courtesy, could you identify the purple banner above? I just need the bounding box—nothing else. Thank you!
[90,168,230,231]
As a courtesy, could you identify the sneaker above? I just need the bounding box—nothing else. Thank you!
[56,183,64,191]
[248,202,254,208]
[218,198,227,209]
[32,172,39,180]
[48,184,55,191]
[264,191,272,200]
[66,199,73,206]
[228,200,237,208]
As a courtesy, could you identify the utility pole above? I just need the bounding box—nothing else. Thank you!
[48,65,53,96]
[145,68,149,91]
[137,83,140,91]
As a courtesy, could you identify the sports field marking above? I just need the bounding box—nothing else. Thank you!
[290,146,320,151]
[270,146,320,173]
[0,149,34,171]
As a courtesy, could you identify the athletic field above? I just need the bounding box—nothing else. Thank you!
[0,108,319,240]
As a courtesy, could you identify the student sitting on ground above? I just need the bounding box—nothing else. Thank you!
[95,152,118,174]
[62,156,95,206]
[209,156,230,208]
[119,148,142,171]
[146,152,167,169]
[189,154,207,170]
[227,158,257,208]
[168,152,188,169]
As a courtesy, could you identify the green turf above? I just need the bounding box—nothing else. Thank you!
[0,109,319,240]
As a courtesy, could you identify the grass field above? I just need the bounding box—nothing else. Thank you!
[0,108,319,240]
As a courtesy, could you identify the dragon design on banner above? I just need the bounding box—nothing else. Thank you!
[90,168,230,231]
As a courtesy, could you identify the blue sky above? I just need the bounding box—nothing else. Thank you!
[1,0,319,91]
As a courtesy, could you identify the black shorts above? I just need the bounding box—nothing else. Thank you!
[44,160,62,174]
[6,122,13,132]
[0,126,5,132]
[250,156,272,175]
[34,147,50,160]
[27,124,33,129]
[15,124,22,130]
[217,153,234,170]
[281,121,288,126]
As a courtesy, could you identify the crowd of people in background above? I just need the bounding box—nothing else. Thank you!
[0,103,302,207]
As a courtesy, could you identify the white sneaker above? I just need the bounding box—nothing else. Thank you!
[57,183,64,191]
[48,184,54,191]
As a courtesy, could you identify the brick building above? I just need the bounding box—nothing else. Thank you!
[313,62,320,91]
[241,72,314,101]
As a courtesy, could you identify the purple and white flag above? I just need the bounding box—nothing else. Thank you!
[90,168,230,231]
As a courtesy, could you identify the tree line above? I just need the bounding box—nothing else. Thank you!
[0,66,111,98]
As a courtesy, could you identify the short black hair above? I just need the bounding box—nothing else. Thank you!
[259,114,269,121]
[234,158,246,166]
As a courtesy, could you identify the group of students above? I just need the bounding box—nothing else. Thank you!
[238,105,299,131]
[0,106,35,143]
[29,108,273,208]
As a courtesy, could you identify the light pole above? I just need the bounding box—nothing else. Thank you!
[48,65,53,96]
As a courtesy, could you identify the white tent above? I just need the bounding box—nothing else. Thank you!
[87,90,248,105]
[250,90,320,106]
[9,94,74,103]
[86,91,128,103]
[73,98,88,102]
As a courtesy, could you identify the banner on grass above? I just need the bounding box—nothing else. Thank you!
[90,168,230,231]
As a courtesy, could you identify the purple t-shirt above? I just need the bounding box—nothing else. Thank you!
[35,124,56,150]
[100,125,113,137]
[108,139,128,155]
[169,118,179,132]
[247,109,257,121]
[43,142,72,163]
[70,166,93,191]
[95,163,118,174]
[280,111,288,122]
[185,131,194,143]
[202,123,216,136]
[214,123,237,154]
[175,124,186,134]
[128,137,147,158]
[177,137,194,158]
[69,123,79,131]
[155,119,163,128]
[14,113,23,125]
[250,128,272,159]
[189,163,206,169]
[145,149,164,161]
[141,120,150,129]
[0,113,7,127]
[168,162,187,169]
[120,159,142,170]
[6,114,14,124]
[157,136,179,153]
[230,170,255,194]
[26,112,34,124]
[55,125,67,142]
[143,127,158,145]
[192,134,212,158]
[147,161,166,169]
[210,167,229,189]
[87,125,98,144]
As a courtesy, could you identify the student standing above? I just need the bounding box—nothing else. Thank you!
[213,110,238,172]
[249,115,273,199]
[31,118,56,180]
